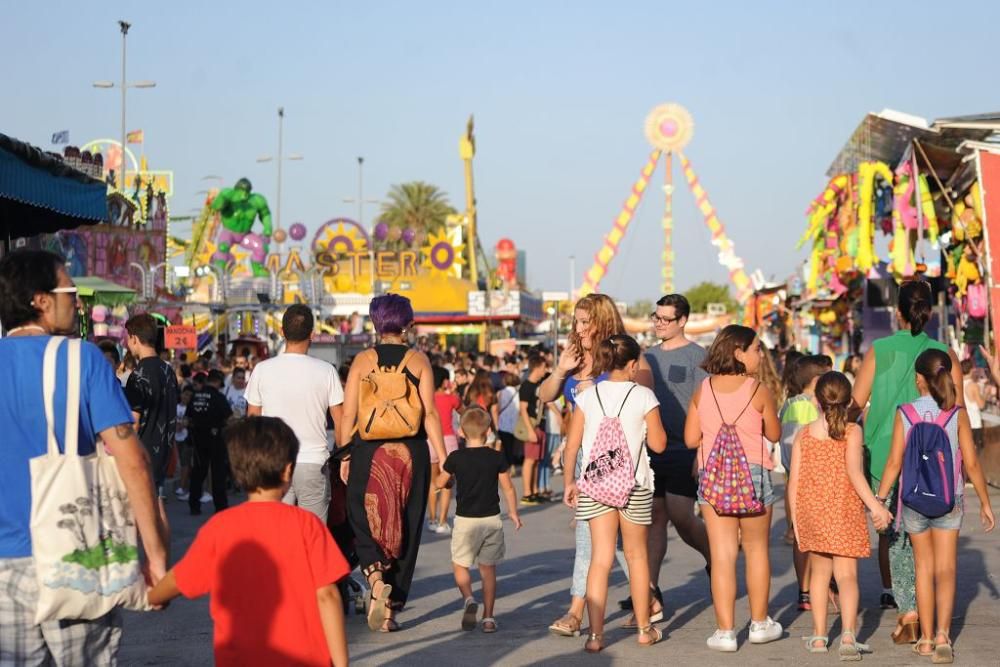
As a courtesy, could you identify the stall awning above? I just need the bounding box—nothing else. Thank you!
[0,133,107,239]
[74,276,136,306]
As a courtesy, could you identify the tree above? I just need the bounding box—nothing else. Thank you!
[378,182,457,246]
[626,299,655,318]
[684,281,737,314]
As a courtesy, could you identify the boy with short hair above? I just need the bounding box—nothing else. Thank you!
[435,407,522,633]
[149,417,350,667]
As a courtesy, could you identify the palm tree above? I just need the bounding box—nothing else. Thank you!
[378,182,457,247]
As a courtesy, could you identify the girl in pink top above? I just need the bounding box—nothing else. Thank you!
[684,325,782,653]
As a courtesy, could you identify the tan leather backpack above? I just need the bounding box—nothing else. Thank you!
[358,349,423,440]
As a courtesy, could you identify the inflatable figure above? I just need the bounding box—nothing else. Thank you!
[211,178,272,277]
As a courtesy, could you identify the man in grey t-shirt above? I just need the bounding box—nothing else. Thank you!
[643,294,711,599]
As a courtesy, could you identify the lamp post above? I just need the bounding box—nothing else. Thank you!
[257,108,303,253]
[93,20,155,190]
[343,157,381,296]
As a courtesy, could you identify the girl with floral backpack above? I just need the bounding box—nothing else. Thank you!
[563,335,667,653]
[683,325,782,653]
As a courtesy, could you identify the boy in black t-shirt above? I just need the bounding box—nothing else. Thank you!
[188,370,233,515]
[435,408,522,634]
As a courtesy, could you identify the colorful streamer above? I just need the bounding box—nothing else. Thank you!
[678,153,754,302]
[580,149,662,296]
[856,161,893,273]
[661,152,674,294]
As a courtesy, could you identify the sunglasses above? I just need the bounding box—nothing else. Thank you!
[50,286,79,295]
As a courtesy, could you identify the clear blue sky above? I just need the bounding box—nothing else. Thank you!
[5,1,1000,302]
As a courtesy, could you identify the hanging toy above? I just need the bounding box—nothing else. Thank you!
[857,161,893,273]
[891,162,916,276]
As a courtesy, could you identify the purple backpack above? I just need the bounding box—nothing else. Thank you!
[578,384,639,508]
[897,404,962,524]
[698,380,764,516]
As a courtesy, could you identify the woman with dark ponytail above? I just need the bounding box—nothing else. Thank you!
[850,280,963,644]
[877,350,995,660]
[788,371,892,658]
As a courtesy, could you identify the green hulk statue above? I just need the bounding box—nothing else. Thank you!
[211,177,272,277]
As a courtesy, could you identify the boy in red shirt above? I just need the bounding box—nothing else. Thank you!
[429,365,462,534]
[149,417,350,667]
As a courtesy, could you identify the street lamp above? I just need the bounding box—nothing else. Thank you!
[256,107,303,252]
[93,20,155,190]
[342,156,381,296]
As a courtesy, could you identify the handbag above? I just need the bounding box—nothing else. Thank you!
[30,337,149,623]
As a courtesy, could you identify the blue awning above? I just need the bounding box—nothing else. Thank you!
[0,132,107,239]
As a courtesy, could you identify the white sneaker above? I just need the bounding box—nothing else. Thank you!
[707,629,737,652]
[748,616,782,644]
[428,519,438,530]
[434,522,451,534]
[175,490,190,501]
[199,492,212,503]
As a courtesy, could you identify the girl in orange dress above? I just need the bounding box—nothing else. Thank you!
[788,371,893,660]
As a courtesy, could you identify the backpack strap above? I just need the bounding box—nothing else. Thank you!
[709,378,760,426]
[898,403,921,426]
[934,406,960,429]
[616,383,638,418]
[595,384,606,416]
[395,348,416,373]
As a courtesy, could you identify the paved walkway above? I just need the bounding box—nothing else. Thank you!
[120,477,1000,666]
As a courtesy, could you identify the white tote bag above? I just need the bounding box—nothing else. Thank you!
[29,336,148,623]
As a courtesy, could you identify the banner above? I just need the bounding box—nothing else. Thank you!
[126,130,144,144]
[978,150,1000,348]
[51,130,69,145]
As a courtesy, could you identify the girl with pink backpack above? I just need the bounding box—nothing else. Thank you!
[563,335,667,653]
[683,325,783,652]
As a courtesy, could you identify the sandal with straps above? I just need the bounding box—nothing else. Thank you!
[913,638,935,657]
[549,613,582,637]
[481,617,497,634]
[366,580,393,632]
[932,632,954,664]
[803,635,829,653]
[638,624,663,647]
[838,630,872,662]
[584,632,603,653]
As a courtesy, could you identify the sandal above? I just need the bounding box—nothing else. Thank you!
[377,618,401,633]
[584,632,603,653]
[638,624,663,647]
[913,638,935,657]
[892,618,920,645]
[549,613,583,637]
[932,632,953,664]
[803,635,829,653]
[623,603,664,629]
[367,580,393,632]
[838,630,871,662]
[481,617,497,634]
[461,597,479,631]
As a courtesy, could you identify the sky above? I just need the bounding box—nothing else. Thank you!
[5,1,1000,302]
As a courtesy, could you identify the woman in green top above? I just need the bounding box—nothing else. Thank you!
[851,280,963,644]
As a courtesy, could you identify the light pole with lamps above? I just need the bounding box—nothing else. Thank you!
[93,20,155,190]
[256,107,303,253]
[342,156,381,295]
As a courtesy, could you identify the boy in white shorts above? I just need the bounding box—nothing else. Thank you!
[435,407,522,633]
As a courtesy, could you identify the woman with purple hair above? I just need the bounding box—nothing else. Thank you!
[338,293,448,632]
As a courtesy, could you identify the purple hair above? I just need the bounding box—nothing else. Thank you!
[369,293,414,334]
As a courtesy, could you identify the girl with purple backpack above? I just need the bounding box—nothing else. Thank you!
[876,349,995,662]
[563,335,667,652]
[683,325,783,652]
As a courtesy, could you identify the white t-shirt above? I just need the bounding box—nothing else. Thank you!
[575,381,659,492]
[244,352,345,465]
[497,386,519,433]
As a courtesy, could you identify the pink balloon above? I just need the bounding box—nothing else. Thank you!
[289,223,307,241]
[240,232,263,252]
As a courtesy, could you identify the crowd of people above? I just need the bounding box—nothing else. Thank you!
[0,249,996,666]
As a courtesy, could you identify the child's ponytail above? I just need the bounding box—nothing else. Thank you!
[592,334,640,375]
[815,371,852,440]
[914,349,956,410]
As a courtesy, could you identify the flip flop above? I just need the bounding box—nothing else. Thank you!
[367,581,393,631]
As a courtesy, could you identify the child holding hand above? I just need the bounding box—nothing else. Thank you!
[788,371,893,660]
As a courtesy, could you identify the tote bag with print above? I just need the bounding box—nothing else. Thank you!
[30,337,149,623]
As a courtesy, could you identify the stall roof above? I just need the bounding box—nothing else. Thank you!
[74,276,136,297]
[0,133,107,239]
[825,109,997,178]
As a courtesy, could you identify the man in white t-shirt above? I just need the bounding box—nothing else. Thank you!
[245,304,344,522]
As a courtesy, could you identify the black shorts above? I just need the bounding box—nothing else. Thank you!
[651,449,698,499]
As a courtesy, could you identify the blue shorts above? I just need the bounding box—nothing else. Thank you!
[697,463,775,508]
[902,498,964,533]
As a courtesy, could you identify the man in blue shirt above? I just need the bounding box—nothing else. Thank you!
[0,250,167,665]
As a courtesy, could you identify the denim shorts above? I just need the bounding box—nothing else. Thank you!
[697,463,775,508]
[902,498,964,534]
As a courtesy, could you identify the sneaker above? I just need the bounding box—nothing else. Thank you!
[428,519,438,531]
[707,629,737,652]
[520,495,539,505]
[175,490,190,502]
[434,522,452,534]
[880,592,898,609]
[748,616,783,644]
[199,492,212,503]
[797,591,811,611]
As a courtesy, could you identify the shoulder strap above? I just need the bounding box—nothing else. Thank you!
[899,403,921,426]
[616,383,638,418]
[595,384,606,416]
[65,339,81,457]
[708,378,759,426]
[395,348,416,373]
[934,406,960,429]
[43,337,64,457]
